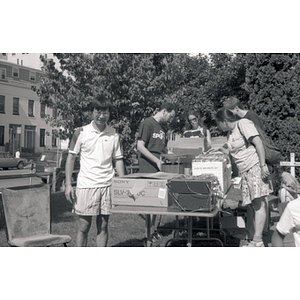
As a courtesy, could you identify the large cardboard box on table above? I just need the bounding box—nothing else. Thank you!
[167,137,203,156]
[111,172,177,207]
[160,153,195,174]
[192,152,232,193]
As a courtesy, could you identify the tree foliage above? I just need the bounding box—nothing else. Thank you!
[35,53,300,174]
[244,54,300,161]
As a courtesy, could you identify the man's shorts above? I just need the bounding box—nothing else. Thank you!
[74,186,111,216]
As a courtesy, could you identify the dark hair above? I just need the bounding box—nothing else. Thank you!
[185,109,205,130]
[158,101,176,113]
[223,96,243,110]
[215,107,240,123]
[89,95,112,112]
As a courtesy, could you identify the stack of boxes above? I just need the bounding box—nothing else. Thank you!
[111,136,232,211]
[192,152,232,193]
[111,172,222,212]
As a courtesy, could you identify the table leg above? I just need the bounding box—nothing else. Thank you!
[187,216,193,247]
[145,214,152,247]
[206,218,210,238]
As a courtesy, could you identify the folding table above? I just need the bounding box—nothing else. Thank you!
[111,199,225,247]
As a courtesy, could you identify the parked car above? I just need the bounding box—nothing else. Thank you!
[0,152,28,170]
[35,150,80,191]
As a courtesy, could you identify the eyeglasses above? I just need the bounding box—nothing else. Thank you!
[94,110,109,116]
[188,117,197,123]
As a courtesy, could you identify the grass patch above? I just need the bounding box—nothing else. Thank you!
[0,190,246,247]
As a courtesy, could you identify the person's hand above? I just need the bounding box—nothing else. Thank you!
[156,158,164,171]
[65,184,75,205]
[261,165,270,183]
[218,146,229,155]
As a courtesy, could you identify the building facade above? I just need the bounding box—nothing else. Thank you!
[0,53,56,70]
[0,57,59,155]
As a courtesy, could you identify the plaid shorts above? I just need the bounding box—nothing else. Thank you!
[74,186,111,216]
[241,163,273,206]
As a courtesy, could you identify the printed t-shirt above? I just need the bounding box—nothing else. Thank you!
[276,197,300,247]
[227,118,259,173]
[138,116,167,173]
[69,121,123,188]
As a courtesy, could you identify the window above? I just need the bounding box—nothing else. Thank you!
[0,95,5,113]
[12,53,16,56]
[40,129,45,147]
[0,126,4,146]
[52,107,57,119]
[13,67,19,78]
[0,68,6,80]
[25,125,35,149]
[40,103,46,118]
[52,129,57,147]
[13,97,19,115]
[29,71,36,81]
[28,100,34,117]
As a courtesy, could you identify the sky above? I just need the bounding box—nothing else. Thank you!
[2,1,299,54]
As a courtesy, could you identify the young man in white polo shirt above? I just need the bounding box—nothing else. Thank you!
[65,96,125,246]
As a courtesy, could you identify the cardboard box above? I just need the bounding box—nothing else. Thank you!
[168,175,219,211]
[220,216,246,229]
[176,194,215,211]
[111,172,176,207]
[161,164,184,174]
[167,137,204,149]
[192,154,232,193]
[169,177,216,194]
[160,154,196,174]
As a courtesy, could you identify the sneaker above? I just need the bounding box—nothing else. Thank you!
[241,240,265,247]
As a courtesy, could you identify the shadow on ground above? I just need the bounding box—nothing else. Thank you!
[50,192,74,224]
[112,238,145,247]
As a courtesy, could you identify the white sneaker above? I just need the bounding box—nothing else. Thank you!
[241,240,264,247]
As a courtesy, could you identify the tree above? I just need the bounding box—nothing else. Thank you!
[244,53,300,180]
[172,53,247,134]
[36,53,189,163]
[36,52,300,177]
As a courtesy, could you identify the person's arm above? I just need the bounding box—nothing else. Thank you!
[251,135,269,181]
[115,158,125,177]
[271,229,285,247]
[205,129,212,150]
[65,153,76,204]
[137,139,162,171]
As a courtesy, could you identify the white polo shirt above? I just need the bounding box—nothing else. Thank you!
[69,121,123,188]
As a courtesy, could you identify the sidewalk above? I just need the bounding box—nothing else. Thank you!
[0,168,36,179]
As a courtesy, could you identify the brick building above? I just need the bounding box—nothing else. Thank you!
[0,54,60,155]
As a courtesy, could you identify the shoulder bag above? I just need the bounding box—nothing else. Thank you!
[237,121,281,165]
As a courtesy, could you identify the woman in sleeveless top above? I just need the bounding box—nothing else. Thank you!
[183,109,212,152]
